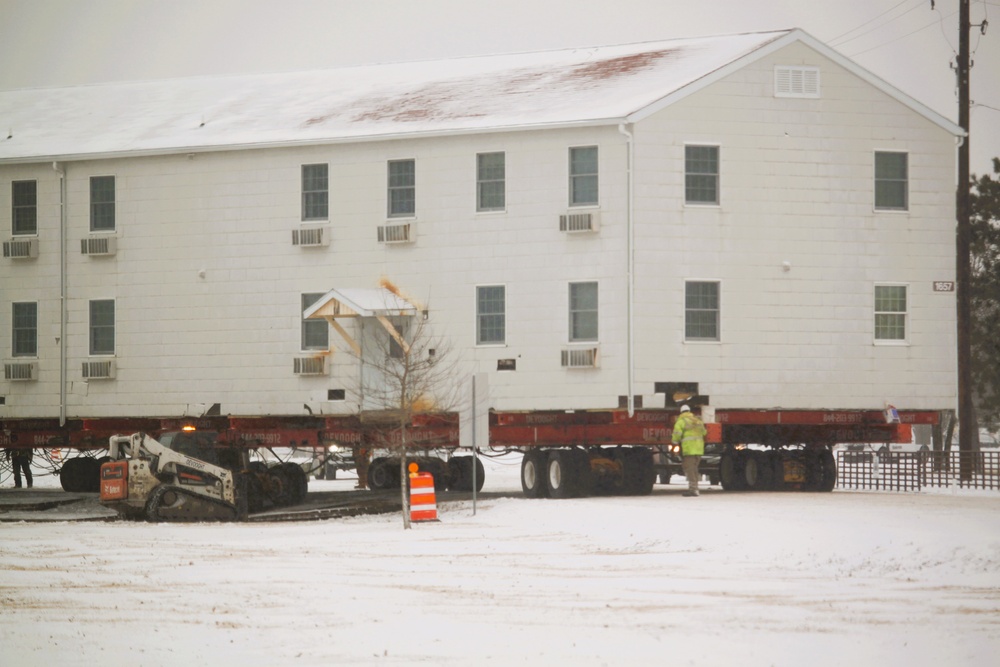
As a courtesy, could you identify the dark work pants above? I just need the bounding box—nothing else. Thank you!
[11,459,32,487]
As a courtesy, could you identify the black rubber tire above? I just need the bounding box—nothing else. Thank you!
[266,466,295,507]
[719,450,747,491]
[745,452,773,490]
[59,457,85,492]
[280,462,308,504]
[769,453,786,489]
[547,450,578,499]
[235,473,250,521]
[818,449,837,492]
[521,450,548,498]
[416,458,447,492]
[568,449,594,497]
[447,456,485,493]
[620,448,655,496]
[803,451,823,491]
[81,457,102,492]
[244,470,265,513]
[367,457,398,490]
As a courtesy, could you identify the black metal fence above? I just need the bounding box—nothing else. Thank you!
[836,449,1000,492]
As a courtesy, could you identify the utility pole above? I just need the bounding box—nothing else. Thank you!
[955,0,973,479]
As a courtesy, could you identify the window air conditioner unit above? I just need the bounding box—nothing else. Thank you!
[82,359,116,380]
[3,238,38,259]
[377,222,413,244]
[292,225,330,247]
[561,348,599,368]
[559,212,599,233]
[81,236,117,256]
[293,357,327,376]
[4,361,38,381]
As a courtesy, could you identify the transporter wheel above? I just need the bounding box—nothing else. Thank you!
[818,449,837,492]
[59,457,85,492]
[521,450,549,499]
[547,450,579,499]
[568,448,595,496]
[279,463,308,504]
[367,457,398,490]
[744,452,774,490]
[244,470,265,514]
[802,450,825,492]
[619,448,655,496]
[235,473,250,522]
[266,466,295,507]
[82,457,103,492]
[448,456,485,493]
[719,450,747,491]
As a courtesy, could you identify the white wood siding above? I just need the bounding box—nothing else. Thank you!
[0,42,956,419]
[632,42,956,410]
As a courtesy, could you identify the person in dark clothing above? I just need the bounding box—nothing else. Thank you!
[6,448,33,488]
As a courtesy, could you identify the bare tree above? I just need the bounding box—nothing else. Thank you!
[355,306,460,529]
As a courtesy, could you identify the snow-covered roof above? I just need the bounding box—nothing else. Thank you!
[305,288,418,320]
[0,29,961,164]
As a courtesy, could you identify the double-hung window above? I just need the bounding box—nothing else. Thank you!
[89,299,115,355]
[685,145,720,205]
[12,180,37,235]
[874,151,908,211]
[388,159,415,217]
[477,152,505,212]
[90,176,115,231]
[685,281,720,341]
[476,285,506,345]
[874,285,907,341]
[302,164,329,220]
[569,282,598,342]
[301,293,329,350]
[12,302,37,357]
[569,146,598,206]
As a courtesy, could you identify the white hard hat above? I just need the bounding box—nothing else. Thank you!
[680,405,691,413]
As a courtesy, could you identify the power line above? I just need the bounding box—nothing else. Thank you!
[828,0,915,45]
[831,1,925,47]
[845,9,959,57]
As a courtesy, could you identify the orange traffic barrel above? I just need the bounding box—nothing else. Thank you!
[408,464,438,522]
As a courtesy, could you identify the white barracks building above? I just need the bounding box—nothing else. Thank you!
[1,29,961,429]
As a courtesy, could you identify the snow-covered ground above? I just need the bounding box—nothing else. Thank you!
[2,454,999,666]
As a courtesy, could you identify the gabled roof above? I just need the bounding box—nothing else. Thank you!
[0,29,961,164]
[304,288,417,320]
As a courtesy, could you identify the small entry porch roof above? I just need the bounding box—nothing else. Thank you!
[303,287,418,356]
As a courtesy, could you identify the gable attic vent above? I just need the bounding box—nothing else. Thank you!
[292,225,330,247]
[377,222,413,244]
[774,66,820,98]
[561,347,599,369]
[4,361,38,381]
[82,359,116,380]
[3,238,38,259]
[81,236,117,256]
[559,212,599,233]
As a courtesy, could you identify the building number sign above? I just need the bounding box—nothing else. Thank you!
[933,281,955,292]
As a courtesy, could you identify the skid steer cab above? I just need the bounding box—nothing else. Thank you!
[100,431,247,522]
[100,431,309,522]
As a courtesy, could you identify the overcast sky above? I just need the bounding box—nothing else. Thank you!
[0,0,997,173]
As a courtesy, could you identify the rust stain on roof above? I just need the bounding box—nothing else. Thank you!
[563,49,680,82]
[351,82,487,124]
[307,47,681,128]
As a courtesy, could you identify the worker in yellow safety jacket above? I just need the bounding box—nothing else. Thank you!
[672,405,707,497]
